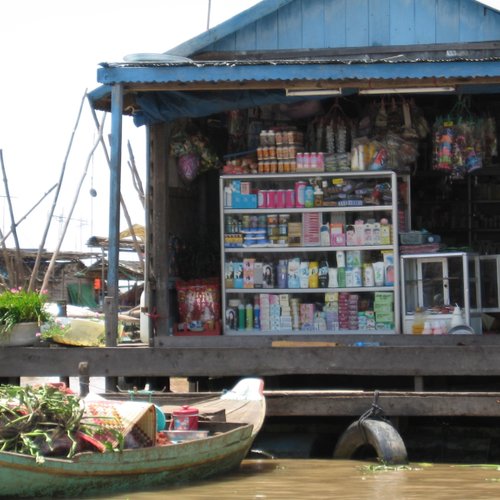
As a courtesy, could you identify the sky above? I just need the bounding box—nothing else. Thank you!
[0,0,260,253]
[0,0,499,254]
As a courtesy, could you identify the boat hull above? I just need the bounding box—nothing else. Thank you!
[0,422,254,498]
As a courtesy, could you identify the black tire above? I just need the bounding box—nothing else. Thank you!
[333,418,408,465]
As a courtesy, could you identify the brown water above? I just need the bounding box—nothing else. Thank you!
[90,459,500,500]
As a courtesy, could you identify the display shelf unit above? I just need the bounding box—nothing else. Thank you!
[400,251,481,334]
[220,171,402,335]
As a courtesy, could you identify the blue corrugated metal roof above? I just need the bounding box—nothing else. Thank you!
[90,0,500,117]
[97,58,500,86]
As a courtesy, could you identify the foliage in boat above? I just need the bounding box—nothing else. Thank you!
[0,385,123,462]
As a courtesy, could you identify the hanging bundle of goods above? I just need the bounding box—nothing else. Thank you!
[432,98,497,179]
[169,120,221,182]
[307,99,353,171]
[351,97,429,173]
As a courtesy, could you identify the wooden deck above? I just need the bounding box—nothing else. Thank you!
[2,333,500,380]
[3,334,500,420]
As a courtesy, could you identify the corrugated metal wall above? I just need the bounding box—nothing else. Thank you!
[205,0,500,52]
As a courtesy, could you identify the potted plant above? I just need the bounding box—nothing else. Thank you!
[0,288,52,346]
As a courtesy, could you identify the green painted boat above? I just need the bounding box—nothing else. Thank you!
[0,378,266,498]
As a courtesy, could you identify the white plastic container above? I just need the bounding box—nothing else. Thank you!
[140,291,150,344]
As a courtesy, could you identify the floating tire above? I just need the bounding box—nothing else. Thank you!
[333,418,408,465]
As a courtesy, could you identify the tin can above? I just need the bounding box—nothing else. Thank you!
[241,215,251,229]
[276,189,286,208]
[278,214,290,235]
[285,189,295,208]
[266,190,276,208]
[258,190,267,208]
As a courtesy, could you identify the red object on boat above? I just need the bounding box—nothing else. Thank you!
[170,405,199,430]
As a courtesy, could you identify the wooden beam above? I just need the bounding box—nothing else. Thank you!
[105,390,500,418]
[3,344,500,378]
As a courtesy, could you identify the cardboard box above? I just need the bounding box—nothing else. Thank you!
[232,193,257,209]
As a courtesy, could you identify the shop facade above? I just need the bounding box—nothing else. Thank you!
[64,0,500,394]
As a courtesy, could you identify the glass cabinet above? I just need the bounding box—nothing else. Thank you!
[400,252,480,334]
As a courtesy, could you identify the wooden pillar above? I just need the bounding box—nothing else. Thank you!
[105,83,123,347]
[148,123,171,342]
[104,83,123,392]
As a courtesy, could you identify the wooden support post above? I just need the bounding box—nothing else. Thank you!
[106,83,123,346]
[414,376,424,391]
[78,362,89,398]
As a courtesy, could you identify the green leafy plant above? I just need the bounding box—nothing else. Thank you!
[0,384,124,461]
[0,288,51,336]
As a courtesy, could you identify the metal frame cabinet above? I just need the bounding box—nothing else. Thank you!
[219,170,402,335]
[400,251,480,334]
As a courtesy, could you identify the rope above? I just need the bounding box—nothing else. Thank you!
[357,390,390,444]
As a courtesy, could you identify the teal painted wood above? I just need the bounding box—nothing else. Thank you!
[277,0,301,49]
[325,0,346,47]
[256,9,279,50]
[415,0,437,44]
[369,0,391,47]
[436,0,461,43]
[178,0,500,56]
[0,423,255,498]
[302,0,325,49]
[390,0,414,46]
[346,0,369,47]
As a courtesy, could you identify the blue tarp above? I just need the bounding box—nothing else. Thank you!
[133,90,326,126]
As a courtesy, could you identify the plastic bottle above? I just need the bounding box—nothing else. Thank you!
[304,184,315,208]
[246,303,253,330]
[411,307,425,335]
[238,303,245,331]
[450,304,464,328]
[254,301,261,330]
[318,258,329,288]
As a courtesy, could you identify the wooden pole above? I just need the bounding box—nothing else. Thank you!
[105,84,123,351]
[28,89,88,292]
[40,114,106,294]
[88,103,144,267]
[0,183,57,247]
[127,140,145,208]
[0,149,23,287]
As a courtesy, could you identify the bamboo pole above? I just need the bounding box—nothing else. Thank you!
[40,114,106,294]
[0,183,57,247]
[88,103,144,267]
[127,140,145,208]
[28,89,88,292]
[0,149,23,287]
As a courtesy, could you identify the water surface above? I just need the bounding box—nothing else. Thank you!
[90,458,500,500]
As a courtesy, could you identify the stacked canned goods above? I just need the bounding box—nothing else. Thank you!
[257,129,304,174]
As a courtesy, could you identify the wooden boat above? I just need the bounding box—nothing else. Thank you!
[0,378,265,498]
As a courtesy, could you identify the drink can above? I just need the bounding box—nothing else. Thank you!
[276,189,286,208]
[266,190,276,208]
[285,189,295,208]
[258,190,267,208]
